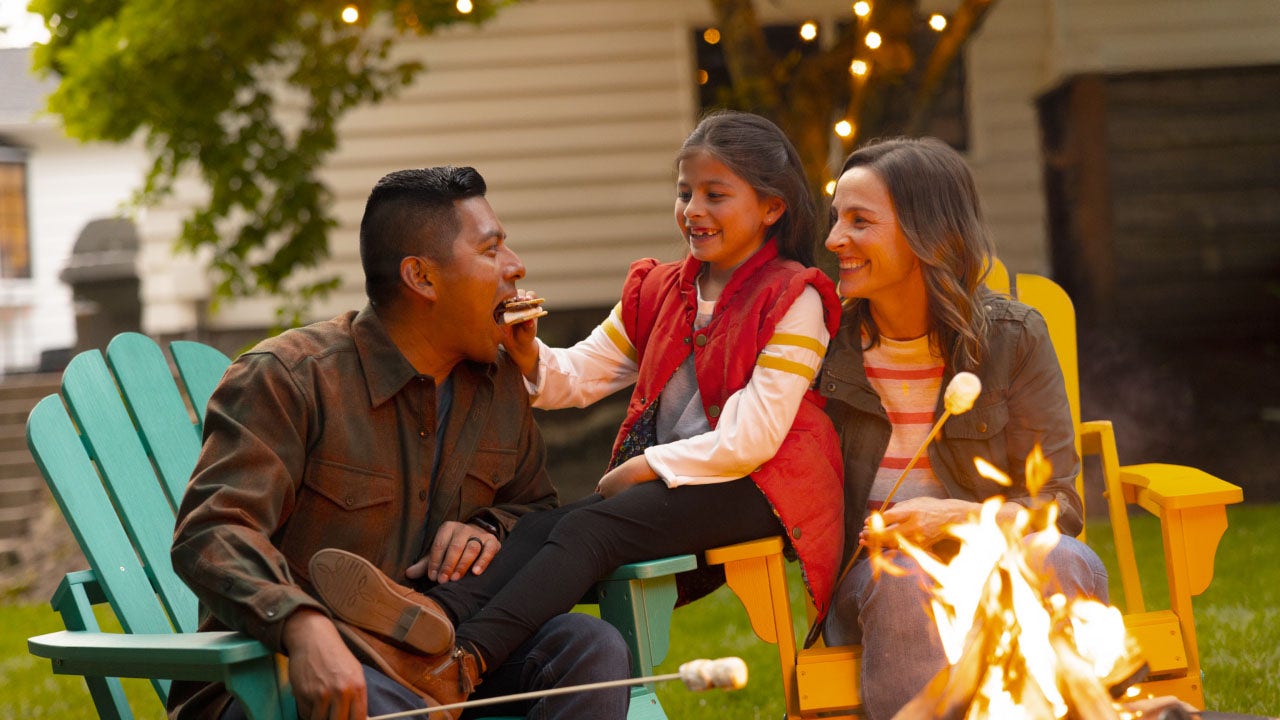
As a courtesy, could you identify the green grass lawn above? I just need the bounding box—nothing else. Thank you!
[3,504,1277,718]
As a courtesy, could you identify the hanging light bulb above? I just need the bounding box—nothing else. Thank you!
[834,120,854,138]
[703,28,721,45]
[853,1,871,18]
[864,31,882,49]
[799,22,818,41]
[824,180,837,195]
[456,0,474,13]
[340,4,359,23]
[929,13,947,31]
[850,59,868,76]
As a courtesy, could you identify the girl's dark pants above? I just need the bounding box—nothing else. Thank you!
[429,477,779,668]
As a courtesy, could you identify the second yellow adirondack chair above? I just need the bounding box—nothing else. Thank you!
[702,265,1242,717]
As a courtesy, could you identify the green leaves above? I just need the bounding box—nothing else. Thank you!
[31,0,517,326]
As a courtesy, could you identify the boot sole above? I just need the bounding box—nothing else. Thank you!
[310,548,455,655]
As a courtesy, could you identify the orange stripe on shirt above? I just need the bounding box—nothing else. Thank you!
[886,410,935,424]
[880,455,934,470]
[864,366,945,380]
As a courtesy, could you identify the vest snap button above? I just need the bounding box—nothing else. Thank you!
[791,526,802,540]
[694,334,708,347]
[708,405,720,418]
[684,337,691,344]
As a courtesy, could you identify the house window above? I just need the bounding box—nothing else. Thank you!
[0,147,31,279]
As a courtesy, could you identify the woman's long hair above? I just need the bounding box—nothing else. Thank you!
[678,110,819,267]
[839,137,996,371]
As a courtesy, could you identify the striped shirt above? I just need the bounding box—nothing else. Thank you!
[864,334,948,506]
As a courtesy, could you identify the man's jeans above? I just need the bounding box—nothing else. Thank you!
[221,613,630,720]
[823,533,1109,720]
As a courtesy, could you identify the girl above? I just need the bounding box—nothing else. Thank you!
[819,136,1108,719]
[311,110,845,714]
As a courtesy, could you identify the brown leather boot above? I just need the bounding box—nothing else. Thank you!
[334,619,482,720]
[310,548,455,655]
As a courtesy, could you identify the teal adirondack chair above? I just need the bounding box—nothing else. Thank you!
[26,332,694,720]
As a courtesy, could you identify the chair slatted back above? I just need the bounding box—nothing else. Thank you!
[27,389,179,702]
[170,339,234,437]
[105,333,211,509]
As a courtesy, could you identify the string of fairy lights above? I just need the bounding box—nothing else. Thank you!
[699,2,952,193]
[339,0,475,25]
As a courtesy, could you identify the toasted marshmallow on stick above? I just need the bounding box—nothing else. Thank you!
[498,296,547,325]
[678,657,749,691]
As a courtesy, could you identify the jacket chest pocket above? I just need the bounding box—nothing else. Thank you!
[461,447,518,509]
[942,399,1011,496]
[945,400,1008,440]
[281,458,397,563]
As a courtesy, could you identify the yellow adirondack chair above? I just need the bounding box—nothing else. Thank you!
[702,266,1242,717]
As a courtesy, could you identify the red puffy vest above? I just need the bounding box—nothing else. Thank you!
[610,242,846,616]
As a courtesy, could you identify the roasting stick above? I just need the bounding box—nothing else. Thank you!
[834,372,983,588]
[368,657,749,720]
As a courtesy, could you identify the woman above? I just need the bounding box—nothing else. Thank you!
[818,136,1109,719]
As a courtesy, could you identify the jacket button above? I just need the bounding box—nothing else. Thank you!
[345,497,354,506]
[694,334,708,347]
[707,405,720,418]
[825,382,836,392]
[419,489,427,501]
[977,422,988,433]
[791,526,802,540]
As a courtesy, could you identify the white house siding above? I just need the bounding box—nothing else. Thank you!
[966,0,1056,275]
[0,123,146,374]
[137,0,855,334]
[136,0,1280,335]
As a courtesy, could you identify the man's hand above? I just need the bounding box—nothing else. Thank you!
[406,520,500,584]
[500,290,541,383]
[860,497,979,551]
[282,609,367,720]
[595,455,659,498]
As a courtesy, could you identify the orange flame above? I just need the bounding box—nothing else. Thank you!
[878,449,1143,717]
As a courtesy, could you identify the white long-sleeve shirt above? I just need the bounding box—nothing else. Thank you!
[526,285,829,487]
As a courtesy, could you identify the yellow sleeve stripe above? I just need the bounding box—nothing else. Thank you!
[767,333,827,357]
[603,304,638,363]
[757,355,817,382]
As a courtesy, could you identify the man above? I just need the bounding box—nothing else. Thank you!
[170,166,630,720]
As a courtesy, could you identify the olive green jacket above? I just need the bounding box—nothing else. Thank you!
[818,294,1083,568]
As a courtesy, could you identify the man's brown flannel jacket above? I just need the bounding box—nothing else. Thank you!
[168,306,558,718]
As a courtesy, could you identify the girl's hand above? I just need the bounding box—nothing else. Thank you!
[500,290,542,382]
[596,455,659,498]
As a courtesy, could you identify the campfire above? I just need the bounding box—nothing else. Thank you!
[867,446,1191,720]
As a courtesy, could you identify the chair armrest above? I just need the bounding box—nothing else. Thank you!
[604,554,698,580]
[29,629,274,681]
[1117,464,1243,512]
